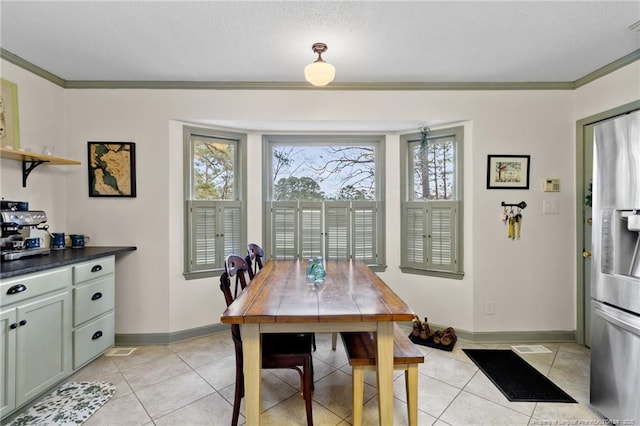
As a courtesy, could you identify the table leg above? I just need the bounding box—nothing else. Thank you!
[405,365,419,426]
[243,324,261,425]
[375,321,394,426]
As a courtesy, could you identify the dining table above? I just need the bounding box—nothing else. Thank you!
[220,259,415,425]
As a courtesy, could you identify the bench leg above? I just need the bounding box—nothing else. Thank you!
[352,366,365,426]
[405,364,419,426]
[331,332,338,350]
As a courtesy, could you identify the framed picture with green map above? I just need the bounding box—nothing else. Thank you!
[87,142,137,197]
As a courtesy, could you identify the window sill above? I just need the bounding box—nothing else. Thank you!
[367,264,387,273]
[399,266,464,280]
[184,269,222,280]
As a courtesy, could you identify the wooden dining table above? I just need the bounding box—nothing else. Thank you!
[220,259,415,425]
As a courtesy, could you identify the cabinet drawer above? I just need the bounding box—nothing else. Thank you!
[73,312,114,369]
[73,257,114,284]
[1,268,70,307]
[73,277,114,326]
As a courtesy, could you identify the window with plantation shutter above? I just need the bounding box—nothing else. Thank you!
[264,135,385,269]
[352,202,377,263]
[428,202,456,270]
[272,202,298,259]
[192,202,218,268]
[400,126,464,279]
[184,126,246,279]
[222,203,242,257]
[300,202,323,259]
[403,203,426,267]
[325,202,350,259]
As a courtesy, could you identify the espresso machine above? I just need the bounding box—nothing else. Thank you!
[1,200,51,261]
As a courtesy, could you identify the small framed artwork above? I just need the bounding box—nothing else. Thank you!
[486,155,530,189]
[1,78,21,149]
[87,142,137,197]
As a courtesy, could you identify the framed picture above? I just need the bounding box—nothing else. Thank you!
[1,78,21,149]
[486,155,530,189]
[87,142,137,197]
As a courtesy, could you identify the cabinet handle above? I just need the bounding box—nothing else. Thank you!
[91,265,102,273]
[18,320,27,326]
[7,284,27,295]
[91,292,103,301]
[9,323,17,330]
[92,331,103,340]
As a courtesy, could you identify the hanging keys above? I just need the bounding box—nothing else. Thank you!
[515,210,523,239]
[501,202,527,240]
[508,211,515,239]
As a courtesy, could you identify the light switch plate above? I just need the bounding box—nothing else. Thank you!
[543,199,560,214]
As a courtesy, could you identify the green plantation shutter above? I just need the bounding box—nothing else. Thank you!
[188,200,243,271]
[222,202,242,258]
[427,201,457,271]
[404,202,427,266]
[272,202,298,259]
[191,201,218,270]
[325,202,350,259]
[352,202,377,263]
[300,202,323,259]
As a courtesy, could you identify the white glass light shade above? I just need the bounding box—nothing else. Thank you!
[304,60,335,86]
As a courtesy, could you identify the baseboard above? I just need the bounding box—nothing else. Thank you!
[397,321,576,344]
[115,323,230,346]
[117,322,576,346]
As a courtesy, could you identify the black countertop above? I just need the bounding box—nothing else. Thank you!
[0,246,137,279]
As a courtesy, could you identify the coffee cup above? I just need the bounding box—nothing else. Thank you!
[25,237,43,249]
[50,233,66,249]
[69,234,89,248]
[11,240,25,249]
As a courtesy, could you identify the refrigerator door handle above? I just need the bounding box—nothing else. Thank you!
[593,305,640,337]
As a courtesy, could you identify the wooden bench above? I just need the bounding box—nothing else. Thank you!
[341,324,425,426]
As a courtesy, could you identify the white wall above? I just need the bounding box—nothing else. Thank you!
[0,61,67,241]
[2,59,638,337]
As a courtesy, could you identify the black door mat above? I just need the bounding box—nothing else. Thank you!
[409,333,457,351]
[462,349,577,403]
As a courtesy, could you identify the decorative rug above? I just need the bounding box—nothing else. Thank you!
[9,381,115,426]
[463,349,577,403]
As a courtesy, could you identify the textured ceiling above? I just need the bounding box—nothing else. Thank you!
[1,1,639,84]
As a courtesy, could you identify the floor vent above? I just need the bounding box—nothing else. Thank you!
[511,345,552,354]
[104,347,137,357]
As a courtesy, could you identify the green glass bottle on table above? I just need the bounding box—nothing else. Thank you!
[313,257,326,283]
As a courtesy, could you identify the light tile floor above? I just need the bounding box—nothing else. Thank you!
[29,330,608,425]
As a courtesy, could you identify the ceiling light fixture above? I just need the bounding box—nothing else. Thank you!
[304,42,335,87]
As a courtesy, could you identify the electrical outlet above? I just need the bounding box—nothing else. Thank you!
[485,302,495,315]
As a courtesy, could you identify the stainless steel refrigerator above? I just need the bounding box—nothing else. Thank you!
[591,109,640,423]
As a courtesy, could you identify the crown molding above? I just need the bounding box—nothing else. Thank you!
[0,48,66,87]
[573,48,640,89]
[62,80,574,90]
[1,47,638,91]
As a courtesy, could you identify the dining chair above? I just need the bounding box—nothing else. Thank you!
[225,255,250,298]
[246,243,264,280]
[220,255,315,426]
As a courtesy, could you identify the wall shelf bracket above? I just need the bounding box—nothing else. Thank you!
[22,160,50,187]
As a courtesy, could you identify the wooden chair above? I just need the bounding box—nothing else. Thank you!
[341,324,425,426]
[246,243,264,280]
[220,255,314,426]
[225,255,249,298]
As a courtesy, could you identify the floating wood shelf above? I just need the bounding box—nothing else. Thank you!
[0,146,81,187]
